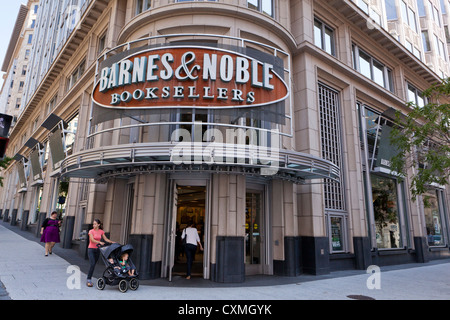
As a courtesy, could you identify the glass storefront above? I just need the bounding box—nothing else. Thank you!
[371,174,402,249]
[358,103,408,250]
[423,189,445,246]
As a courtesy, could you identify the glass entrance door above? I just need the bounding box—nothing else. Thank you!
[245,191,264,275]
[172,185,206,278]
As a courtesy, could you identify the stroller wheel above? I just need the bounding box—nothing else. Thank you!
[118,279,128,293]
[129,278,139,291]
[96,277,106,290]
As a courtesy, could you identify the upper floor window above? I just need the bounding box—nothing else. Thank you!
[314,18,335,56]
[46,95,57,115]
[407,83,425,107]
[247,0,273,17]
[401,1,418,33]
[434,34,447,61]
[136,0,151,15]
[422,31,431,51]
[98,32,107,54]
[385,0,398,20]
[417,0,426,16]
[352,44,394,92]
[428,1,441,27]
[67,59,86,91]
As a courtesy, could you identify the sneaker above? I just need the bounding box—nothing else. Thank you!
[86,280,93,287]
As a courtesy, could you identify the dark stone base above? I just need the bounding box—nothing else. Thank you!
[10,209,17,226]
[414,236,429,263]
[353,237,372,269]
[128,234,159,280]
[274,236,330,276]
[36,212,47,238]
[301,236,330,275]
[60,216,75,249]
[274,237,302,277]
[211,236,245,283]
[20,210,29,231]
[2,209,9,222]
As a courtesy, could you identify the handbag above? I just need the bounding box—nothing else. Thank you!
[182,229,187,247]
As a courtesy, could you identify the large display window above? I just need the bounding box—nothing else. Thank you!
[358,103,409,250]
[423,189,446,247]
[371,174,402,249]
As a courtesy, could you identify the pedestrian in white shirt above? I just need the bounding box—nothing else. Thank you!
[181,221,203,279]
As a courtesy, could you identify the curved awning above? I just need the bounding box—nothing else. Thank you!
[59,143,340,184]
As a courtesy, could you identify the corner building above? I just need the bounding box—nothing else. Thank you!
[1,0,449,283]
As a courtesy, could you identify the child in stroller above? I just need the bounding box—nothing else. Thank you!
[113,251,136,277]
[96,243,139,293]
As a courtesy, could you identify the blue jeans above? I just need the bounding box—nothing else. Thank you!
[87,248,100,280]
[185,244,197,276]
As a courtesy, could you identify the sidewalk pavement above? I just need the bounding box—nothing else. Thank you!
[1,221,450,301]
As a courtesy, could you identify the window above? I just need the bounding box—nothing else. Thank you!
[28,34,33,44]
[424,189,446,246]
[422,31,431,51]
[22,65,27,76]
[428,1,441,26]
[407,83,425,107]
[15,98,21,109]
[46,95,57,114]
[247,0,273,17]
[25,49,30,60]
[401,1,418,32]
[67,59,86,91]
[30,19,36,29]
[318,83,348,253]
[135,0,151,15]
[358,104,410,250]
[385,0,398,20]
[34,5,38,14]
[407,7,418,32]
[413,47,421,59]
[440,0,447,14]
[371,174,402,249]
[357,0,369,13]
[434,34,447,60]
[314,18,335,56]
[65,114,79,155]
[329,216,345,252]
[352,44,394,92]
[98,32,107,54]
[445,26,450,44]
[417,0,426,16]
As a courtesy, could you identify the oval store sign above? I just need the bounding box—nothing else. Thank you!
[92,46,289,109]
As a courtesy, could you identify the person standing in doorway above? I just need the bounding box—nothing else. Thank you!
[40,211,61,256]
[86,219,114,287]
[181,221,203,279]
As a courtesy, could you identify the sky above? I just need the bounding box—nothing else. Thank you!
[0,1,28,89]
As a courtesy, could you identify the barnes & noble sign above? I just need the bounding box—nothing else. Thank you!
[93,46,289,109]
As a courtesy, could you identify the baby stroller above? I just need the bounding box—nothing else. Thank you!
[96,243,139,293]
